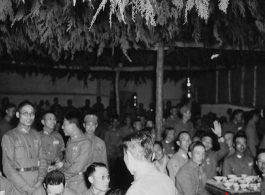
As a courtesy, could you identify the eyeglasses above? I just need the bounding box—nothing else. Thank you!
[94,174,111,180]
[20,112,35,117]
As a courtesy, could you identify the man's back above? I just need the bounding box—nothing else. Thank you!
[126,164,176,195]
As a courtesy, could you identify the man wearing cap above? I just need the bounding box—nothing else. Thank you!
[40,111,65,166]
[84,114,108,166]
[174,105,196,138]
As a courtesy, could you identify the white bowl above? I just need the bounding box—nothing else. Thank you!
[240,184,249,190]
[227,174,237,179]
[214,176,225,182]
[223,182,233,189]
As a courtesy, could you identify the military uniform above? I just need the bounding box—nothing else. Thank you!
[222,121,244,135]
[202,140,229,179]
[261,177,265,195]
[86,133,108,166]
[222,152,256,176]
[176,160,208,195]
[32,186,77,195]
[174,120,196,138]
[62,132,92,193]
[104,127,121,165]
[167,149,189,185]
[166,115,180,128]
[245,120,259,156]
[39,129,65,164]
[1,124,47,195]
[161,140,175,158]
[118,125,134,139]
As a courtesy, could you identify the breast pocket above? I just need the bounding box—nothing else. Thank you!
[15,146,26,159]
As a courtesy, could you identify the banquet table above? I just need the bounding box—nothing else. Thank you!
[205,179,260,195]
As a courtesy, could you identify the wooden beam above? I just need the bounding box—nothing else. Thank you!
[240,66,245,104]
[216,70,219,104]
[253,65,257,107]
[228,70,231,103]
[56,65,229,71]
[155,41,164,141]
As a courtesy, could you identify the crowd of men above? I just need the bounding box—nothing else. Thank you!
[1,96,265,195]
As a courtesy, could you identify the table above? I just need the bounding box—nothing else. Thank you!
[205,179,260,195]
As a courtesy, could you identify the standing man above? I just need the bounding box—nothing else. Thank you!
[166,106,180,128]
[84,114,108,166]
[0,171,14,194]
[245,110,260,156]
[176,141,209,195]
[2,101,47,195]
[174,105,196,138]
[167,131,191,184]
[40,111,65,166]
[222,109,245,135]
[201,121,229,179]
[0,103,16,141]
[122,131,176,195]
[61,111,93,193]
[0,103,16,173]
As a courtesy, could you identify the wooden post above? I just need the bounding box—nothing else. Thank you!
[228,70,231,103]
[156,41,164,141]
[240,66,245,104]
[216,70,219,104]
[115,71,120,116]
[96,79,101,96]
[253,65,257,107]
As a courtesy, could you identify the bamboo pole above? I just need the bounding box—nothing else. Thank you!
[240,66,245,104]
[216,70,219,104]
[228,70,231,103]
[115,71,120,116]
[155,41,164,141]
[253,65,257,107]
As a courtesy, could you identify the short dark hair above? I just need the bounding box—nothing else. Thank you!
[154,141,163,149]
[165,127,174,134]
[257,149,265,158]
[134,119,141,124]
[122,131,154,162]
[201,132,215,142]
[232,109,243,119]
[188,141,205,152]
[64,111,82,129]
[224,131,235,136]
[44,170,65,187]
[42,110,56,120]
[176,131,190,142]
[86,162,107,178]
[17,101,35,112]
[233,131,247,143]
[5,103,16,110]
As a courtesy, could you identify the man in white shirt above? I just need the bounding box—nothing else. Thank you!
[122,131,176,195]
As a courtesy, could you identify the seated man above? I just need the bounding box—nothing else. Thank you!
[0,171,14,194]
[222,131,256,176]
[256,149,265,195]
[201,121,229,179]
[167,131,191,185]
[153,141,169,174]
[123,131,176,195]
[33,170,76,195]
[176,141,209,195]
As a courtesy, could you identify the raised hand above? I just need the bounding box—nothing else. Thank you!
[211,120,222,137]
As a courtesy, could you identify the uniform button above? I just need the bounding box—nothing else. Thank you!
[29,145,31,147]
[31,156,33,158]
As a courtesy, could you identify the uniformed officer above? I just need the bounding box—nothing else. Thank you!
[256,149,265,195]
[1,101,48,195]
[83,114,108,166]
[40,111,65,166]
[61,111,92,193]
[0,171,14,194]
